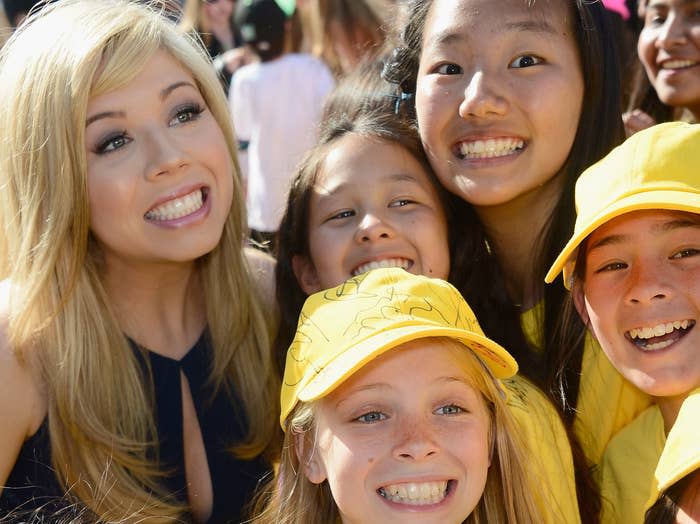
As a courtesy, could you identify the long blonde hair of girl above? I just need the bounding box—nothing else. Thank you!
[0,0,277,520]
[253,337,544,524]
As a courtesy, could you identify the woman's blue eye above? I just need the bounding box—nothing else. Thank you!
[509,55,541,68]
[435,63,462,75]
[436,404,463,416]
[170,103,204,125]
[95,132,131,154]
[356,411,386,423]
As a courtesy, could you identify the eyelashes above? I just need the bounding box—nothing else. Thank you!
[91,101,207,156]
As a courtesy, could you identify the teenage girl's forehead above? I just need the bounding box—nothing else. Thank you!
[421,0,575,45]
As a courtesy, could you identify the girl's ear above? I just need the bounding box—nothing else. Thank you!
[292,255,322,295]
[294,431,327,484]
[572,279,590,326]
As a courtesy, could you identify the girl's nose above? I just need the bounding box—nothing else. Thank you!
[624,262,672,305]
[392,420,440,461]
[354,213,396,243]
[459,70,509,119]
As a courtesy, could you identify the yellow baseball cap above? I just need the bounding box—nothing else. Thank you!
[546,122,700,288]
[280,268,518,428]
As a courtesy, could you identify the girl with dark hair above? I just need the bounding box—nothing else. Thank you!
[547,122,700,524]
[382,0,650,480]
[623,0,700,135]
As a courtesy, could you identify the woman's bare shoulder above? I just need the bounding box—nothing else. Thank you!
[0,280,46,487]
[244,246,278,316]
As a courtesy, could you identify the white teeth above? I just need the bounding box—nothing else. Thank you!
[352,258,411,277]
[642,339,675,351]
[628,320,693,340]
[458,138,524,159]
[145,189,204,221]
[662,60,698,70]
[379,481,448,505]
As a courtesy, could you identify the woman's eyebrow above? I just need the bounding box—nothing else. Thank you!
[86,81,197,126]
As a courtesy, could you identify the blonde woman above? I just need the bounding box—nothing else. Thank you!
[0,0,278,522]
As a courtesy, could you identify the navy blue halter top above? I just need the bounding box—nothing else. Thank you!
[0,334,271,523]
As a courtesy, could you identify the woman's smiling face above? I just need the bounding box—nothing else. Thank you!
[414,0,583,209]
[85,50,233,267]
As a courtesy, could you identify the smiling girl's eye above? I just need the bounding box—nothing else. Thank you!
[170,103,205,126]
[595,261,628,273]
[509,55,542,68]
[389,198,414,208]
[646,11,666,26]
[356,411,386,424]
[434,63,462,75]
[95,131,131,154]
[435,404,464,416]
[328,209,355,221]
[671,248,700,259]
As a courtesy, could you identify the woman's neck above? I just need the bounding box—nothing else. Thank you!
[101,256,206,359]
[657,394,688,435]
[474,173,565,310]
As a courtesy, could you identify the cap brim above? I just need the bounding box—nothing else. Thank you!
[297,325,518,403]
[545,190,700,287]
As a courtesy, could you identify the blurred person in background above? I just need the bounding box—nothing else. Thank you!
[0,3,10,48]
[305,0,389,76]
[624,0,699,135]
[3,0,42,27]
[230,0,333,249]
[178,0,246,91]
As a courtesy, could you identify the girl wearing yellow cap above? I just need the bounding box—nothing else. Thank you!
[255,268,545,524]
[547,121,700,523]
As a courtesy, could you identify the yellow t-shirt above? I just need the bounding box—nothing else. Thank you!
[599,389,700,523]
[521,306,651,466]
[503,374,580,523]
[649,388,700,505]
[599,406,664,523]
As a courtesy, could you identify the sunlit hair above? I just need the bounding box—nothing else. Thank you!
[253,337,545,524]
[0,0,277,520]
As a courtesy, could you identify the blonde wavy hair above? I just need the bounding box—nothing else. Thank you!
[253,337,544,524]
[0,0,277,520]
